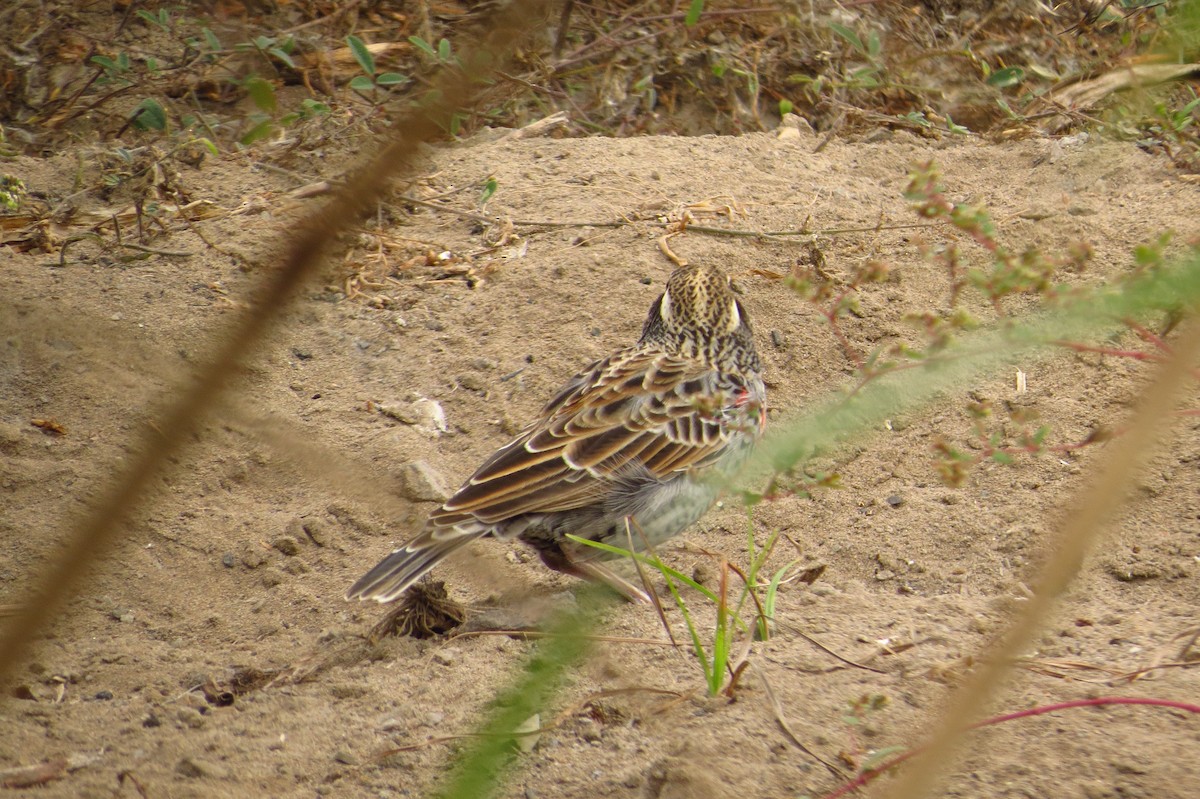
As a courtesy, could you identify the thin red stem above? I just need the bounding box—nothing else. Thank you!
[819,697,1200,799]
[1052,340,1167,362]
[1123,317,1173,354]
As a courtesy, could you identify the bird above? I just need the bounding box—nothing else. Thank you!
[346,263,765,604]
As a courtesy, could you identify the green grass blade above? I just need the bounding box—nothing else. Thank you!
[436,588,606,798]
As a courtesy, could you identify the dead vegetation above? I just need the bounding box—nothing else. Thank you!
[1,1,1196,150]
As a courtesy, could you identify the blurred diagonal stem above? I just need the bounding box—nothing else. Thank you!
[0,0,555,687]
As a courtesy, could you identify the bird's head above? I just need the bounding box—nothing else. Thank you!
[640,264,758,368]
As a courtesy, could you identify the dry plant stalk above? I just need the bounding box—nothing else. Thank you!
[883,317,1200,799]
[0,0,555,686]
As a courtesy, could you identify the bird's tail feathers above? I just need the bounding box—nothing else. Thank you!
[345,526,488,603]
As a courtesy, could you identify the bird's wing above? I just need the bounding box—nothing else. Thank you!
[429,347,755,527]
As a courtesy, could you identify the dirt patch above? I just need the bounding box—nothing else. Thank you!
[2,126,1199,798]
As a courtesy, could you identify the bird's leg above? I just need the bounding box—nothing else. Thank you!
[566,558,651,604]
[538,544,652,604]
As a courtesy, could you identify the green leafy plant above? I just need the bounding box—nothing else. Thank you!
[0,175,26,210]
[236,34,297,71]
[566,534,737,695]
[91,51,134,87]
[135,6,173,32]
[130,98,168,132]
[348,35,411,103]
[567,513,796,695]
[409,35,458,67]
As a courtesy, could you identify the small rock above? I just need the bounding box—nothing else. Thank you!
[457,374,487,391]
[281,559,310,575]
[291,347,313,360]
[692,563,713,587]
[94,690,113,700]
[579,720,602,743]
[221,553,236,568]
[399,460,451,502]
[176,707,206,729]
[0,422,25,454]
[301,518,329,546]
[412,397,449,437]
[109,608,134,623]
[512,714,540,753]
[777,112,813,136]
[271,535,301,556]
[378,403,418,424]
[885,494,904,508]
[333,750,358,765]
[239,544,268,569]
[1017,208,1055,221]
[425,711,445,726]
[176,756,227,779]
[143,713,162,728]
[10,684,37,701]
[431,647,460,667]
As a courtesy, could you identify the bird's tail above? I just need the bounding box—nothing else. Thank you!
[345,526,489,603]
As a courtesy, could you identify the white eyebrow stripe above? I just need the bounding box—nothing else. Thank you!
[726,299,741,332]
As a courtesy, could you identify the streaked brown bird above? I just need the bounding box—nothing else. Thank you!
[346,263,765,603]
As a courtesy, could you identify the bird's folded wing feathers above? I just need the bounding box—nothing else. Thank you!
[429,349,741,526]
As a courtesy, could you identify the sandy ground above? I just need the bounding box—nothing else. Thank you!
[2,125,1199,798]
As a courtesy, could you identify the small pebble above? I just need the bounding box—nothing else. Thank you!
[176,756,227,779]
[301,518,329,546]
[221,553,237,568]
[281,560,310,575]
[432,648,460,666]
[457,374,486,391]
[885,494,904,508]
[94,690,113,700]
[333,750,357,765]
[271,535,300,556]
[399,460,451,502]
[176,707,206,729]
[239,544,268,570]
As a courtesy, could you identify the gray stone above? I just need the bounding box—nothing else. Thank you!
[400,460,451,502]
